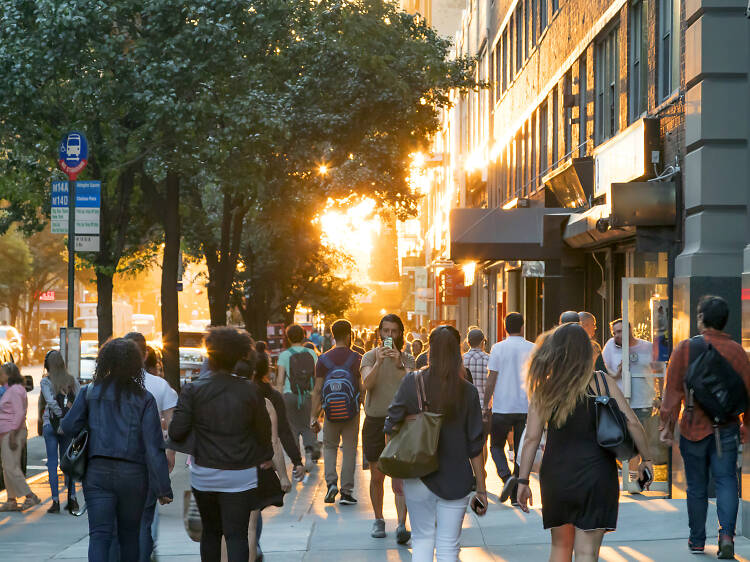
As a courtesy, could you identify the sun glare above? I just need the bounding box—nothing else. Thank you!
[316,198,381,279]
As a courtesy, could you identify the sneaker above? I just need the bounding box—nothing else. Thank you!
[324,484,338,503]
[687,539,704,554]
[65,497,79,514]
[47,500,60,514]
[0,501,20,512]
[396,524,411,545]
[20,494,41,511]
[371,518,386,538]
[339,493,357,505]
[718,534,734,559]
[500,476,518,503]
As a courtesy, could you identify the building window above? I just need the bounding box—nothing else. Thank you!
[658,0,679,101]
[539,100,548,177]
[531,110,537,190]
[502,31,508,91]
[540,0,548,31]
[629,0,647,121]
[564,70,572,158]
[578,55,587,156]
[551,0,559,15]
[516,6,523,72]
[552,86,559,168]
[531,0,538,45]
[515,130,523,196]
[524,0,530,59]
[595,24,620,144]
[494,45,500,101]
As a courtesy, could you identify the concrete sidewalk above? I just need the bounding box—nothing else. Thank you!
[1,442,749,561]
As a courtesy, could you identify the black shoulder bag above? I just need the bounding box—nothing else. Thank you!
[61,386,90,481]
[593,371,638,460]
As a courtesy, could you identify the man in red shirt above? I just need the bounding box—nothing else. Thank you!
[660,295,750,558]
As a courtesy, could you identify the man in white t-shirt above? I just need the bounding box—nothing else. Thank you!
[124,332,178,562]
[601,319,656,423]
[483,313,535,506]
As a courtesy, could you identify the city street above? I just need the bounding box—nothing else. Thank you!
[1,429,748,561]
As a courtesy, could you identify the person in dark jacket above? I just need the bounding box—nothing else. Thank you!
[61,338,173,562]
[385,325,486,561]
[169,327,273,562]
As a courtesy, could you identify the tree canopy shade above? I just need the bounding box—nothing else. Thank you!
[0,0,478,381]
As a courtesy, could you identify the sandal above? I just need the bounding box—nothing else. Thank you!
[20,494,41,511]
[0,500,20,512]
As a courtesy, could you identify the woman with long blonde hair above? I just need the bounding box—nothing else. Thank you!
[516,323,653,562]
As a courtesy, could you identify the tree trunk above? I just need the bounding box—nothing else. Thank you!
[161,172,181,392]
[96,271,114,346]
[206,277,228,326]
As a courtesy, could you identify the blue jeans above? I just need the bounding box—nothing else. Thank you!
[84,457,149,562]
[42,423,76,500]
[679,426,740,546]
[138,493,158,562]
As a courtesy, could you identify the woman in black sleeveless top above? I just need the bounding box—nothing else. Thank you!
[516,323,653,561]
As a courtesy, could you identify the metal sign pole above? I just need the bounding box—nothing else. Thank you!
[67,178,76,329]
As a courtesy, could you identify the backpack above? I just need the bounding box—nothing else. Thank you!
[684,335,748,428]
[49,389,76,433]
[320,353,360,422]
[288,348,315,396]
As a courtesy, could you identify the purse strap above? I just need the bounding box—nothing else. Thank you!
[416,372,428,413]
[593,370,611,398]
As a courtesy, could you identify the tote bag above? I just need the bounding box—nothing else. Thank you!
[378,372,443,479]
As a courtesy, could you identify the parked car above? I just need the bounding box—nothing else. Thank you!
[179,330,207,386]
[0,345,32,491]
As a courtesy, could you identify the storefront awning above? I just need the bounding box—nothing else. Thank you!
[542,157,594,209]
[450,208,571,261]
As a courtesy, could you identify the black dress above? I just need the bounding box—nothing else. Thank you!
[539,394,619,531]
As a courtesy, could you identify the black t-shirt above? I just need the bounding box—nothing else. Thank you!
[315,347,362,383]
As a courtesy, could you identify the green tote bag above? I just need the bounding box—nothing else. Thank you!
[378,372,443,479]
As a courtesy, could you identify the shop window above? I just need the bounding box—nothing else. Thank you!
[629,0,647,122]
[658,0,679,102]
[595,23,620,144]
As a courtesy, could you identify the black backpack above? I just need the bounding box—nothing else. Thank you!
[684,335,748,426]
[288,349,315,396]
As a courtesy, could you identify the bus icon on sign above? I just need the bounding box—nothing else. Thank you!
[66,134,82,160]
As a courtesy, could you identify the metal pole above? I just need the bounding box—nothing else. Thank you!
[67,178,76,328]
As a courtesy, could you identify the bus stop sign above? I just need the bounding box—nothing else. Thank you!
[58,131,88,179]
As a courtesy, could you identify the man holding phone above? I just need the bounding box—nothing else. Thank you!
[360,313,415,543]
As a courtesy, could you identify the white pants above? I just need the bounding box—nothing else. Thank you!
[403,478,470,562]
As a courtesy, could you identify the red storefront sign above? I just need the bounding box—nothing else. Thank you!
[436,268,471,307]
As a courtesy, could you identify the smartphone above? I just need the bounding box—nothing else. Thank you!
[384,337,393,349]
[637,466,653,491]
[470,495,487,514]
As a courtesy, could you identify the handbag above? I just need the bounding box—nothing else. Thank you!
[61,386,90,480]
[592,371,638,460]
[378,372,443,479]
[255,466,285,510]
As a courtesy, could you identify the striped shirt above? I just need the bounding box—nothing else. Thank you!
[463,348,490,407]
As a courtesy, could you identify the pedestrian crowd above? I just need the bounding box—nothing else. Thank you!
[0,294,748,561]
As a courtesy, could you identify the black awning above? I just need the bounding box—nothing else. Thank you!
[450,208,571,261]
[542,157,594,209]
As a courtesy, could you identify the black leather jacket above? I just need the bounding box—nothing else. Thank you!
[168,371,273,470]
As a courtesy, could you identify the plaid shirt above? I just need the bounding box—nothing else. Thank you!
[660,329,750,441]
[463,348,490,406]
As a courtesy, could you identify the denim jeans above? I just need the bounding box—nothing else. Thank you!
[138,493,158,562]
[84,457,149,562]
[679,425,740,546]
[192,487,259,562]
[42,423,76,501]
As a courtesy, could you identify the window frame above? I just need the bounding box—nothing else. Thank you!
[595,23,620,144]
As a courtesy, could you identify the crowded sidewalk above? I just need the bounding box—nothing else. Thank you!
[0,430,747,561]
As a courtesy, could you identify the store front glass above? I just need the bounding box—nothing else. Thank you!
[621,276,671,494]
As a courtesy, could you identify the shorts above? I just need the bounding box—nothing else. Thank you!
[362,415,387,463]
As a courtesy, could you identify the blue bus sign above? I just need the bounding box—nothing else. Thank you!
[58,131,88,179]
